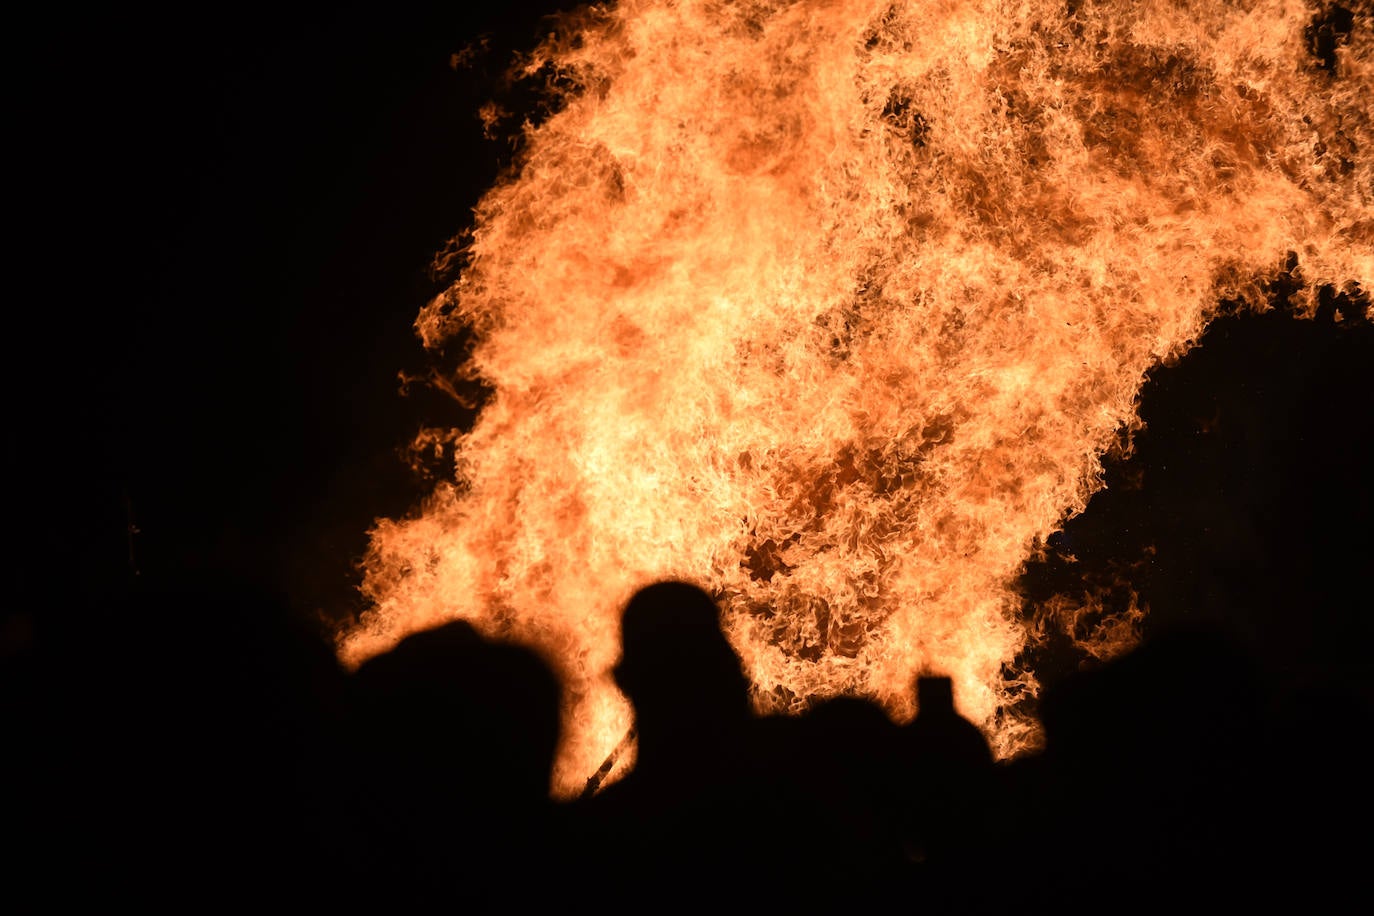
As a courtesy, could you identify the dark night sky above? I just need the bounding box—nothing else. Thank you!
[22,2,576,622]
[18,2,1373,708]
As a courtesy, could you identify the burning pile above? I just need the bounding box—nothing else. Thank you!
[338,0,1371,797]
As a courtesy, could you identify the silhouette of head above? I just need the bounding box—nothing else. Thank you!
[612,580,750,754]
[351,619,562,806]
[346,619,563,909]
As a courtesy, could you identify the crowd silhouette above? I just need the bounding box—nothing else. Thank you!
[8,573,1371,913]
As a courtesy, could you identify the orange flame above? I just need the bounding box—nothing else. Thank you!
[338,0,1371,798]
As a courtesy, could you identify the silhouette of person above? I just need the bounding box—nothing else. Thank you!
[893,674,996,906]
[611,580,752,777]
[344,619,563,912]
[570,580,761,909]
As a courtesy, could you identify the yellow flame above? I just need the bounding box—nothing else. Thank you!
[339,0,1371,798]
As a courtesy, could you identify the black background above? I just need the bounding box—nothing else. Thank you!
[17,1,1373,706]
[21,2,574,629]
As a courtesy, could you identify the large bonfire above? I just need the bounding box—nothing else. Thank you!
[338,0,1371,798]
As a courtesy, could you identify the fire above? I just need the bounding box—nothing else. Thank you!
[338,0,1371,798]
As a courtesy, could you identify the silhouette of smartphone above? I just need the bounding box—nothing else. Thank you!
[917,675,954,713]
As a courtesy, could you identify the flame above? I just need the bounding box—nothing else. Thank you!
[338,0,1371,798]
